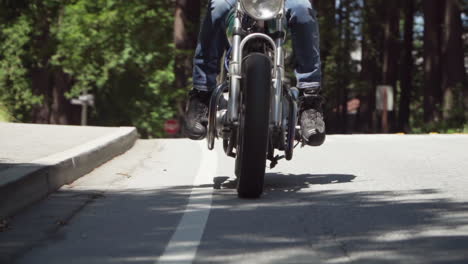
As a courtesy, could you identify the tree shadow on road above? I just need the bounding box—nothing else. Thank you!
[2,172,468,264]
[212,173,356,191]
[197,172,468,263]
[264,173,357,192]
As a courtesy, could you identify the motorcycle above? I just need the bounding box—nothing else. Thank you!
[207,0,300,198]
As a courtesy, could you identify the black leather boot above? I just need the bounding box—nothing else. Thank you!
[299,89,326,146]
[184,90,211,140]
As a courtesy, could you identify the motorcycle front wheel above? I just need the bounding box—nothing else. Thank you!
[235,53,271,199]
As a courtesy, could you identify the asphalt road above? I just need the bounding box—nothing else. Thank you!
[1,135,468,264]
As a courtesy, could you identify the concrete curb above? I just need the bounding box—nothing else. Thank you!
[0,127,138,218]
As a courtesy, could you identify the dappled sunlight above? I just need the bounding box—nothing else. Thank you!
[193,173,468,263]
[2,171,468,264]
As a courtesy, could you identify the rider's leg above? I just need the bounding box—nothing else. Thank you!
[187,0,325,143]
[192,0,321,92]
[186,0,235,140]
[193,0,236,91]
[286,0,321,90]
[286,0,325,146]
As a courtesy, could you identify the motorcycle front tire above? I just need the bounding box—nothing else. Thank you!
[236,53,271,199]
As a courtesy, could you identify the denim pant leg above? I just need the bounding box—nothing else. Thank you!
[193,0,236,92]
[193,0,321,91]
[286,0,322,90]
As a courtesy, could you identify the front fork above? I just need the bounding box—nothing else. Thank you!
[227,4,242,124]
[210,5,295,159]
[272,19,285,128]
[227,6,285,128]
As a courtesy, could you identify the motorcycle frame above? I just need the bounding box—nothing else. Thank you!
[208,0,297,161]
[228,2,285,126]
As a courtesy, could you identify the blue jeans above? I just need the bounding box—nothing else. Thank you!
[193,0,321,91]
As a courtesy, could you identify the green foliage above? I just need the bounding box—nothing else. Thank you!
[410,83,468,134]
[0,104,11,122]
[1,0,466,136]
[50,0,177,137]
[0,14,42,121]
[0,0,179,137]
[318,0,363,133]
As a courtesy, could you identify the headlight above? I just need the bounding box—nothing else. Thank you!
[241,0,283,20]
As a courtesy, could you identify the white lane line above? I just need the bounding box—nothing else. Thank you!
[156,141,218,264]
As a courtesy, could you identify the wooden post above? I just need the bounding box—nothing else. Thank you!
[71,93,94,126]
[382,88,388,133]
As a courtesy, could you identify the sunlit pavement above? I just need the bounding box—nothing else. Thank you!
[1,135,468,264]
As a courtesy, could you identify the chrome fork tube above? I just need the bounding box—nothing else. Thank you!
[227,4,242,123]
[272,18,285,127]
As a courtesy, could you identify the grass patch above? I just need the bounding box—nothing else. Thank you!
[0,105,11,122]
[410,123,468,134]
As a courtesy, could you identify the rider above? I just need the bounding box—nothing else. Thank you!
[185,0,325,146]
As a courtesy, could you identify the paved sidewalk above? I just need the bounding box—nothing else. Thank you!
[0,123,120,172]
[0,122,138,217]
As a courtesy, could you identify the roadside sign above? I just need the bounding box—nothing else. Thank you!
[376,85,393,133]
[376,85,394,111]
[164,119,180,135]
[71,93,94,126]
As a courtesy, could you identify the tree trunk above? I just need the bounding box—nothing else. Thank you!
[174,0,201,89]
[32,67,77,125]
[174,0,201,50]
[315,0,336,63]
[360,0,383,133]
[314,0,338,132]
[336,0,346,133]
[381,1,400,133]
[382,2,400,88]
[423,0,444,123]
[31,5,77,125]
[174,0,201,119]
[341,0,353,134]
[31,67,53,124]
[441,0,466,122]
[398,0,415,133]
[50,70,76,124]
